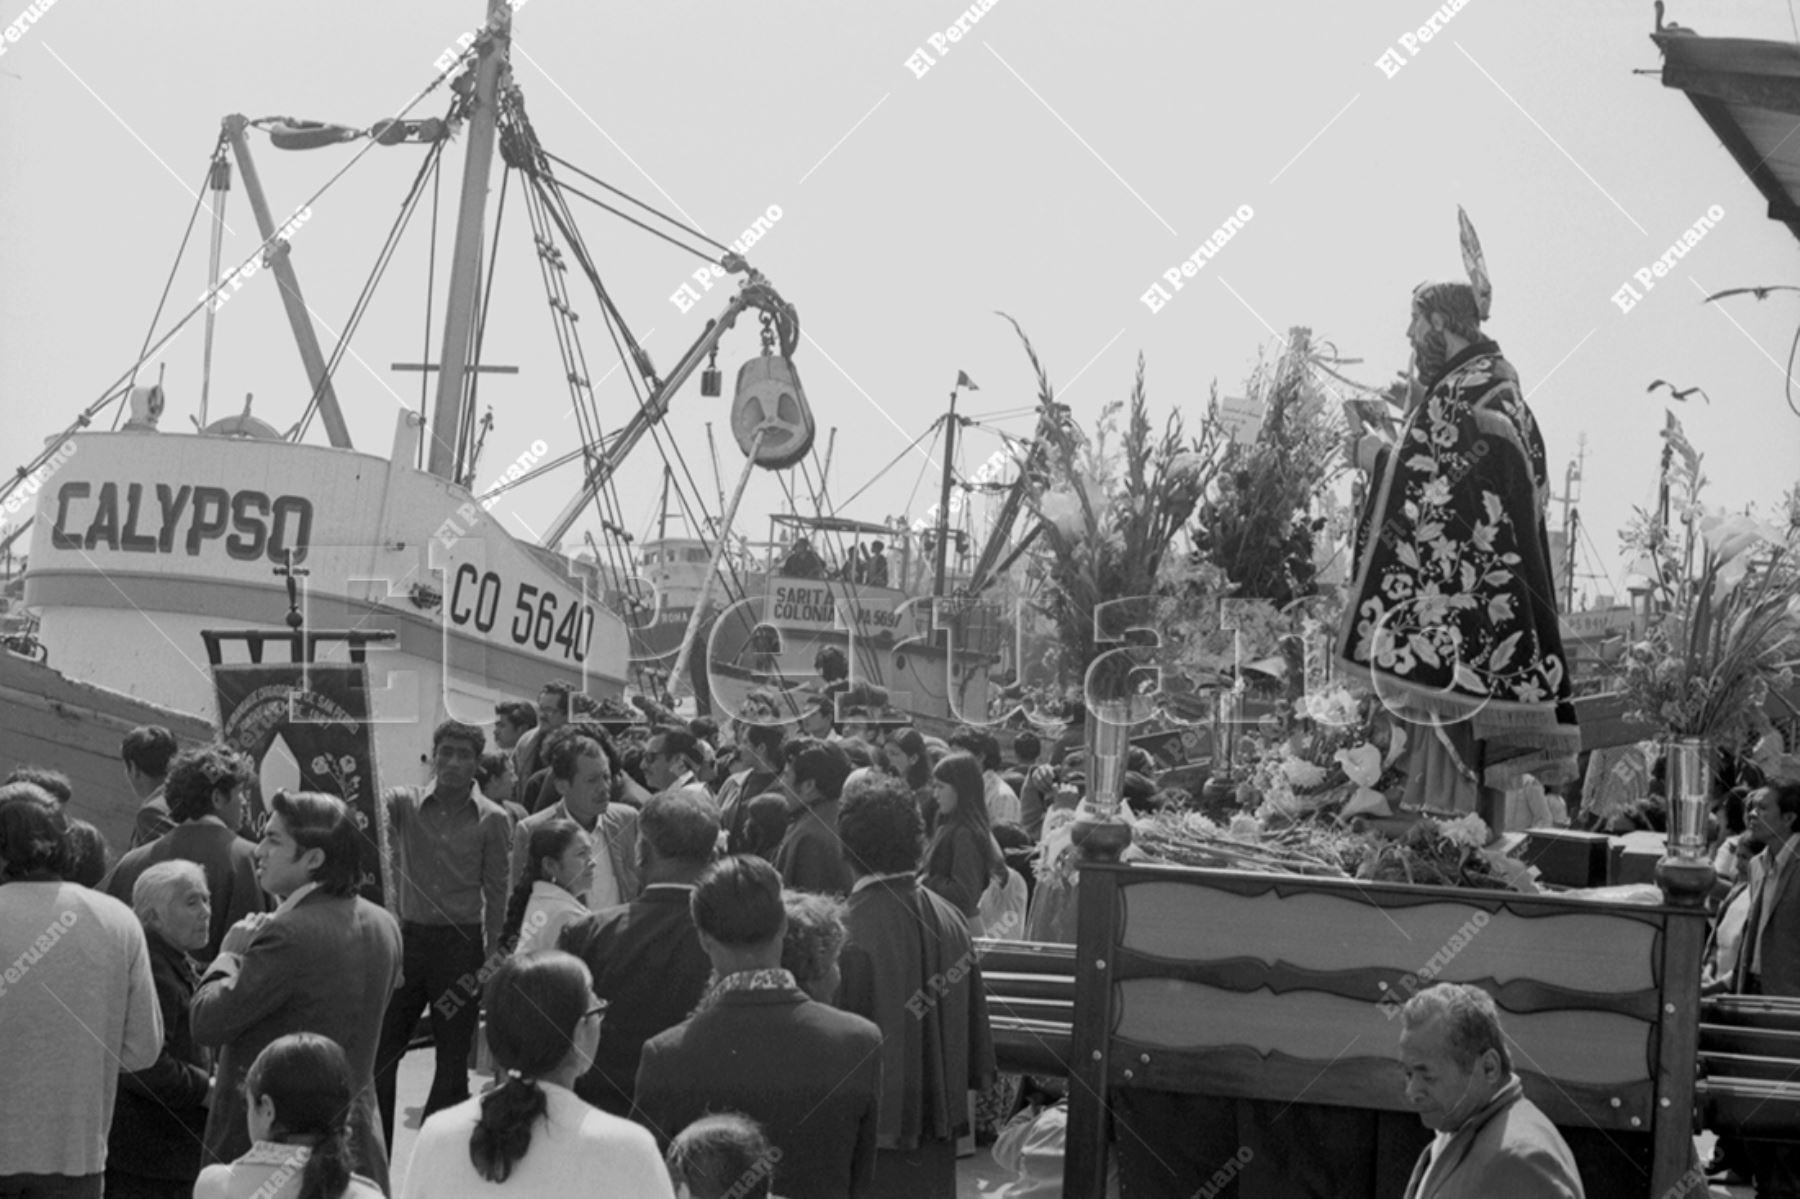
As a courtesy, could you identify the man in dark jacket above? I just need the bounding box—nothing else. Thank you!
[104,743,266,961]
[559,791,718,1117]
[775,738,853,896]
[634,856,882,1199]
[1398,982,1583,1198]
[121,725,180,851]
[107,860,213,1199]
[836,774,994,1198]
[191,791,402,1191]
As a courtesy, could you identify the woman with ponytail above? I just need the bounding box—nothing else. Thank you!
[399,951,673,1198]
[499,819,591,956]
[193,1033,381,1199]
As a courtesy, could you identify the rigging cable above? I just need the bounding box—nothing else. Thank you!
[540,149,735,257]
[417,146,442,466]
[295,138,448,442]
[459,164,513,486]
[113,138,226,430]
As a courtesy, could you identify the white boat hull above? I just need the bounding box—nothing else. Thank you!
[23,429,630,788]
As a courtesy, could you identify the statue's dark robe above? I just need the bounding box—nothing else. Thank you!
[1337,339,1579,794]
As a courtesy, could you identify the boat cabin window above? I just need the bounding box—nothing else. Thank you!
[687,549,708,563]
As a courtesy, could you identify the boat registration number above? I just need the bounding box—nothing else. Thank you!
[446,564,596,663]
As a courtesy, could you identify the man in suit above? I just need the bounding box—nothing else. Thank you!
[1397,982,1583,1198]
[634,856,882,1199]
[512,680,572,807]
[512,725,640,908]
[107,860,213,1199]
[559,791,717,1117]
[774,738,853,896]
[1736,780,1800,997]
[191,790,402,1191]
[104,743,266,962]
[836,774,994,1198]
[1733,779,1800,1193]
[642,726,717,808]
[121,725,180,850]
[718,720,788,855]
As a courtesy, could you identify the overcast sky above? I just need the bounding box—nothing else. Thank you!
[4,0,1799,605]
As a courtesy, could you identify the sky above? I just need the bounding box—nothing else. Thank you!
[4,0,1800,607]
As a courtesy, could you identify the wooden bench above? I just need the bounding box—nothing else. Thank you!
[974,937,1074,1078]
[1697,996,1800,1139]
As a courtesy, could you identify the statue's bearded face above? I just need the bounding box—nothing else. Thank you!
[1407,305,1451,389]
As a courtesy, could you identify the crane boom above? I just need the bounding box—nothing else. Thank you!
[544,285,767,550]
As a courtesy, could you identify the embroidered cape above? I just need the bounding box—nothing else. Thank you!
[1336,340,1579,788]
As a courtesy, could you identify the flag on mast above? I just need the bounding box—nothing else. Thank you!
[956,371,980,391]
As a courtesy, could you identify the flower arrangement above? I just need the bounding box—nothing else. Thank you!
[1618,424,1799,745]
[1241,685,1406,822]
[1355,814,1538,893]
[1003,315,1224,703]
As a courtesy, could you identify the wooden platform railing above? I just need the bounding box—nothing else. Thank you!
[974,938,1075,1078]
[1698,995,1800,1140]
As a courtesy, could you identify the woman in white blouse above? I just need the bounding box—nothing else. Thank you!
[501,819,591,955]
[399,952,674,1199]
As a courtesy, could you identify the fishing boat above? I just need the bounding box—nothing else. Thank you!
[2,0,815,819]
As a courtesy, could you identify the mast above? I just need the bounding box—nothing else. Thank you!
[221,115,352,448]
[933,398,959,598]
[426,0,510,481]
[1554,433,1584,612]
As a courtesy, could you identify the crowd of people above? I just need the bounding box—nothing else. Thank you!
[5,661,1797,1198]
[0,677,1071,1199]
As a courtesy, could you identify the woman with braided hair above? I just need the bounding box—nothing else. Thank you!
[398,951,673,1198]
[193,1033,381,1199]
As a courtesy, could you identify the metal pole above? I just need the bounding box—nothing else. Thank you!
[670,429,766,701]
[933,395,959,597]
[199,152,231,429]
[426,0,510,480]
[221,114,352,448]
[819,425,838,513]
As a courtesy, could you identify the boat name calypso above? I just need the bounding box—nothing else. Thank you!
[48,481,313,564]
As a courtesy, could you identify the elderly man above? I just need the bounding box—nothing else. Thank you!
[1338,213,1579,827]
[191,790,402,1190]
[837,773,995,1198]
[107,860,213,1199]
[634,856,882,1199]
[513,725,640,908]
[1397,982,1583,1198]
[559,791,718,1118]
